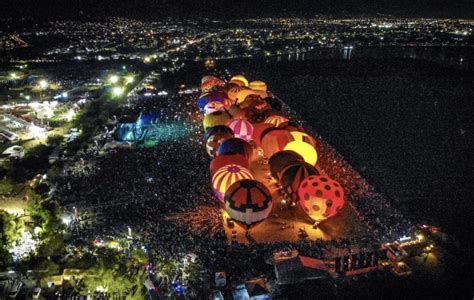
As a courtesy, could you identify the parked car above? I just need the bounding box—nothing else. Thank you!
[8,281,22,299]
[0,146,25,162]
[32,287,42,299]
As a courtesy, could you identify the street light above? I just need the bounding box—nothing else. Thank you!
[108,75,119,84]
[125,76,135,84]
[39,79,48,89]
[10,72,18,79]
[112,86,123,96]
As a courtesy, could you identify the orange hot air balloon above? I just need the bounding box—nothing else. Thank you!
[261,129,293,158]
[212,164,254,202]
[201,76,224,93]
[210,153,249,175]
[264,115,289,127]
[251,122,275,147]
[298,175,345,222]
[225,179,273,230]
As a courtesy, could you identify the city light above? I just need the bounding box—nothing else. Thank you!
[125,75,135,84]
[39,79,49,89]
[144,56,151,63]
[10,72,18,79]
[112,86,124,96]
[62,92,68,98]
[108,75,120,84]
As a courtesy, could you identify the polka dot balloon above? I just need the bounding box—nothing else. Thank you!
[297,175,345,222]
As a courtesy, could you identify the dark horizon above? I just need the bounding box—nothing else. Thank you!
[1,0,474,21]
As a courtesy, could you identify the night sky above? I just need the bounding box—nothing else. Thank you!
[1,0,473,20]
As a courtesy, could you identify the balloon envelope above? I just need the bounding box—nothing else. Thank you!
[269,150,304,180]
[284,141,318,166]
[218,138,252,159]
[212,164,254,202]
[298,175,345,222]
[249,80,268,92]
[205,126,234,157]
[225,179,273,230]
[203,111,231,131]
[230,75,249,87]
[264,115,289,127]
[227,119,254,142]
[251,122,275,147]
[210,153,249,175]
[280,162,319,202]
[261,129,293,158]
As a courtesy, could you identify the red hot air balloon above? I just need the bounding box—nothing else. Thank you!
[261,129,293,158]
[224,179,273,230]
[298,175,345,222]
[251,123,274,147]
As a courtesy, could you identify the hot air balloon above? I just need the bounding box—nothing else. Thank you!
[289,131,317,148]
[264,115,289,127]
[284,140,318,166]
[228,79,245,87]
[204,126,234,157]
[279,162,319,202]
[260,129,293,158]
[210,153,249,175]
[227,119,254,142]
[201,76,224,93]
[225,179,273,230]
[204,101,225,115]
[251,122,275,147]
[249,80,268,92]
[227,104,247,120]
[203,111,231,131]
[218,138,252,160]
[298,175,345,222]
[235,89,258,105]
[227,86,249,103]
[268,150,304,180]
[230,75,249,87]
[280,121,306,133]
[212,164,254,202]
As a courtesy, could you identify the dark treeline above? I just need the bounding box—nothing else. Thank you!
[1,0,473,21]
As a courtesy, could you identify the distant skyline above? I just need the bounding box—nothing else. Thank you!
[1,0,473,20]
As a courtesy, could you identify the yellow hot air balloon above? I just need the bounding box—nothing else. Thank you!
[284,140,318,166]
[249,81,268,92]
[203,111,231,131]
[230,75,249,87]
[235,89,258,104]
[227,86,249,103]
[289,131,317,148]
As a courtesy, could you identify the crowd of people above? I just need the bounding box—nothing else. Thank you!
[51,84,415,296]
